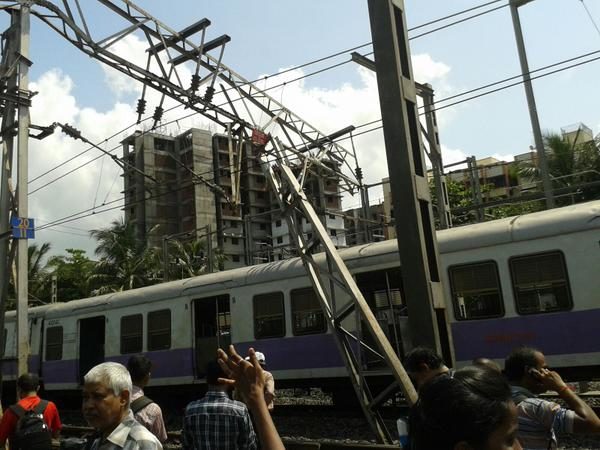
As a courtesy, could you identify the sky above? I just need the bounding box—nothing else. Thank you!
[1,0,599,258]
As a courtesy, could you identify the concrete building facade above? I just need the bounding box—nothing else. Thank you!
[122,127,346,272]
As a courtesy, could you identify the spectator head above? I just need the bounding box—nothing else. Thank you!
[403,347,448,389]
[504,346,547,394]
[206,360,227,387]
[410,366,519,450]
[473,357,502,373]
[246,351,266,367]
[16,373,40,397]
[127,355,153,386]
[82,362,132,436]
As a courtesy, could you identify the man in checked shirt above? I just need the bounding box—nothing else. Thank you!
[182,360,257,450]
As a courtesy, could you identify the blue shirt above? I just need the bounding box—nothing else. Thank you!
[182,389,257,450]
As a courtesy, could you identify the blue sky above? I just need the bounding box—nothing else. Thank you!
[2,0,599,256]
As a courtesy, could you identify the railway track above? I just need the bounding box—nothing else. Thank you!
[56,392,600,449]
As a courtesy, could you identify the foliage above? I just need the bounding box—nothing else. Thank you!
[45,249,95,301]
[430,178,543,228]
[165,237,226,280]
[88,218,159,294]
[516,132,600,205]
[7,242,53,308]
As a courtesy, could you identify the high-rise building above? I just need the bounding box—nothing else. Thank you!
[122,127,346,272]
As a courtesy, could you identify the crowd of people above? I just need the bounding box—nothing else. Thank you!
[404,346,600,450]
[0,347,281,450]
[0,345,598,450]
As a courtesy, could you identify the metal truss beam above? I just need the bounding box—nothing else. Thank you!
[17,0,361,194]
[259,153,417,443]
[0,0,416,442]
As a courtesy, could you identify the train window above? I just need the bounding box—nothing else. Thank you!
[120,314,143,354]
[510,251,573,314]
[448,261,504,320]
[45,326,63,361]
[291,288,326,335]
[253,292,285,339]
[148,309,171,350]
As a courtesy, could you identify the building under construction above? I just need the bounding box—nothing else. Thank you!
[122,128,346,272]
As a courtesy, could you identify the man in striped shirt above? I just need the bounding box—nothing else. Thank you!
[505,347,600,450]
[182,360,257,450]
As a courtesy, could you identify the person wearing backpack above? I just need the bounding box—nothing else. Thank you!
[0,373,62,450]
[126,355,167,443]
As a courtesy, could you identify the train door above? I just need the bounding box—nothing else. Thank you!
[355,268,408,367]
[193,295,230,378]
[78,316,105,383]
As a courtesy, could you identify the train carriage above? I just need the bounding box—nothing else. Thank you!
[1,200,599,397]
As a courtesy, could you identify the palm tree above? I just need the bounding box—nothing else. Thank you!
[166,238,226,280]
[89,219,158,294]
[7,242,53,307]
[517,132,600,205]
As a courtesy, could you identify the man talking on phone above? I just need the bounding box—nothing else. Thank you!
[504,346,600,450]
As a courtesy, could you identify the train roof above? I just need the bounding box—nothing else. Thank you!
[436,199,600,253]
[40,200,600,315]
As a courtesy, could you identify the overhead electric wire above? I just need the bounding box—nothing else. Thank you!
[34,47,600,232]
[31,44,600,213]
[579,0,600,39]
[29,0,588,230]
[221,0,505,90]
[29,0,507,187]
[331,48,600,143]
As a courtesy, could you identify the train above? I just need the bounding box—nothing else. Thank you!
[2,200,600,403]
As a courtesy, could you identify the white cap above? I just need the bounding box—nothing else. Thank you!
[245,351,266,364]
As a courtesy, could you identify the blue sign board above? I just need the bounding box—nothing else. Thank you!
[10,216,35,239]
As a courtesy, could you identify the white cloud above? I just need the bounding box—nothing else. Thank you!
[27,46,455,256]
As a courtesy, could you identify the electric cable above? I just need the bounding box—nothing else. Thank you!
[36,46,600,232]
[29,0,507,186]
[579,0,600,39]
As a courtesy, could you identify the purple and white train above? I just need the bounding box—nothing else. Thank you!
[3,200,600,397]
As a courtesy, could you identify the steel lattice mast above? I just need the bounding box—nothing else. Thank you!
[0,0,425,442]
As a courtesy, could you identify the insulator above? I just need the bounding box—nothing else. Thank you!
[356,167,363,180]
[136,99,146,116]
[204,86,215,103]
[62,123,82,139]
[152,106,164,122]
[190,74,201,92]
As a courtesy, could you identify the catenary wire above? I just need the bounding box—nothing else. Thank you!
[30,46,600,201]
[34,48,600,231]
[29,1,506,185]
[579,0,600,39]
[31,3,596,227]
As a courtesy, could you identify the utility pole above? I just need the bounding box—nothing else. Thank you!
[421,84,451,229]
[0,7,21,396]
[510,0,554,209]
[368,0,454,362]
[16,3,31,376]
[467,157,484,222]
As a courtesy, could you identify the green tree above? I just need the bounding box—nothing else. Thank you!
[517,132,600,205]
[7,242,53,308]
[430,178,543,227]
[165,238,226,280]
[89,219,158,294]
[46,248,95,301]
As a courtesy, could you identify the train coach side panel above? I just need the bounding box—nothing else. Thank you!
[444,227,600,368]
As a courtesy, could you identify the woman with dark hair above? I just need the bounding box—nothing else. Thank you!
[409,366,522,450]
